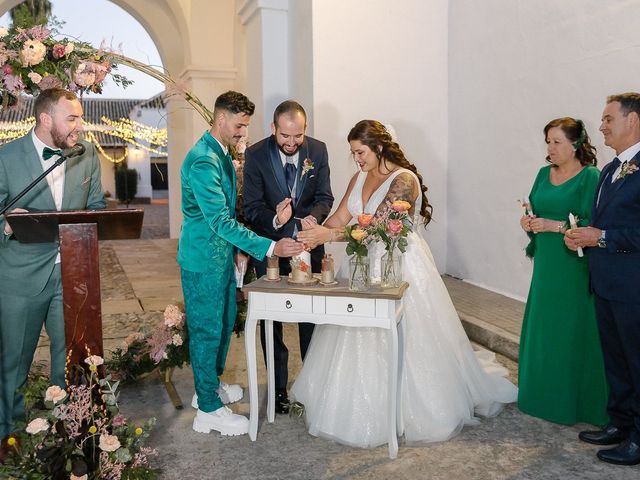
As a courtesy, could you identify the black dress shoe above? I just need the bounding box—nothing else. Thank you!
[275,390,290,415]
[597,439,640,466]
[579,424,629,445]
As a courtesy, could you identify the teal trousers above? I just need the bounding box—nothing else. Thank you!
[0,264,64,438]
[181,265,237,412]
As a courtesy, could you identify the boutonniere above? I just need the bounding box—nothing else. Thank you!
[616,159,639,181]
[301,158,314,179]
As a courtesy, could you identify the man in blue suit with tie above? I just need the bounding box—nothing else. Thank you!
[565,92,640,466]
[243,100,333,413]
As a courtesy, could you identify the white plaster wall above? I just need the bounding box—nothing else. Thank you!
[288,0,314,135]
[448,0,640,300]
[310,0,449,271]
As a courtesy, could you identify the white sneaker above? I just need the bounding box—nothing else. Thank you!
[191,382,243,409]
[192,406,249,436]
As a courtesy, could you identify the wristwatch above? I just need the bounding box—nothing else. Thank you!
[597,230,607,248]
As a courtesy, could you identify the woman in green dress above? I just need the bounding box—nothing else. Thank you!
[518,117,608,425]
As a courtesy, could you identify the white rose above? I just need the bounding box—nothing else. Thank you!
[19,39,46,67]
[27,71,42,84]
[0,27,8,37]
[98,433,121,452]
[70,474,88,480]
[44,385,66,404]
[65,42,74,54]
[172,334,183,346]
[26,417,49,435]
[84,355,104,367]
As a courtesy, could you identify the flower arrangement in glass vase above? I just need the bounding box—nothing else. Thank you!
[0,354,159,480]
[344,214,375,291]
[368,200,413,287]
[106,304,190,384]
[0,19,132,106]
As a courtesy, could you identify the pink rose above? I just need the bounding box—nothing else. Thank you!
[387,219,403,234]
[112,414,127,427]
[84,355,104,367]
[2,63,12,75]
[52,43,66,59]
[164,304,184,328]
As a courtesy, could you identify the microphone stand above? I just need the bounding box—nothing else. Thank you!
[0,154,68,216]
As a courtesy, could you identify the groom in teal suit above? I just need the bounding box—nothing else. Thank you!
[0,88,106,439]
[177,91,303,436]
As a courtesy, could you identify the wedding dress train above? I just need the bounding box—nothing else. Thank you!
[290,169,517,448]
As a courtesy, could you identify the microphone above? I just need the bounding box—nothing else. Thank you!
[61,144,86,158]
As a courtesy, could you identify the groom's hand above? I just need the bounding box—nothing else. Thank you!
[273,238,305,258]
[275,198,293,226]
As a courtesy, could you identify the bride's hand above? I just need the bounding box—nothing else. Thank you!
[300,215,318,230]
[296,225,330,249]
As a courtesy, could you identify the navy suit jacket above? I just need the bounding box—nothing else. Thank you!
[243,135,334,273]
[589,150,640,302]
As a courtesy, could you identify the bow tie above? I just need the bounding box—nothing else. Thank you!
[42,147,63,160]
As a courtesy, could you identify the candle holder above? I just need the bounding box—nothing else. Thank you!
[266,255,280,281]
[320,253,336,285]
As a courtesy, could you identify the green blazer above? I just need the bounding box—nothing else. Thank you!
[177,131,271,273]
[0,131,106,296]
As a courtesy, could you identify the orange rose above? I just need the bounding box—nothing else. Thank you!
[350,228,368,242]
[391,200,411,212]
[357,213,374,227]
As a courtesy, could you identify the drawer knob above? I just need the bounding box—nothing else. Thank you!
[347,303,354,313]
[285,300,292,309]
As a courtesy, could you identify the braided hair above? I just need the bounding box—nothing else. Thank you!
[348,120,433,225]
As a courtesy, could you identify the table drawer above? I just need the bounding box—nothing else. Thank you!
[325,296,375,317]
[264,293,312,313]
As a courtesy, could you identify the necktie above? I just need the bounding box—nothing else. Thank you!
[285,161,296,193]
[43,147,63,160]
[598,157,621,207]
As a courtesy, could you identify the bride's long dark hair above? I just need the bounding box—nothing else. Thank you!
[347,120,433,226]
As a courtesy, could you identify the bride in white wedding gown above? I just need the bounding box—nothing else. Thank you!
[293,120,517,448]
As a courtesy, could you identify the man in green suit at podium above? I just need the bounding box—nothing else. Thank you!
[178,91,303,437]
[0,88,106,439]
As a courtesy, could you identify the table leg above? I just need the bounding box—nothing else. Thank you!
[388,323,399,459]
[396,312,405,436]
[245,313,259,441]
[159,367,183,409]
[266,319,275,423]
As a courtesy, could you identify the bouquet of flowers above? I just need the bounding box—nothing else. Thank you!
[0,355,159,480]
[106,305,190,383]
[0,19,132,105]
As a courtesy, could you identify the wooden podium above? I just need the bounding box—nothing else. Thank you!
[5,208,143,369]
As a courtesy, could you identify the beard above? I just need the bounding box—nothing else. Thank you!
[277,142,302,156]
[50,125,79,149]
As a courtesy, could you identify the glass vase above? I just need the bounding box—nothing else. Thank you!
[381,247,403,288]
[349,254,370,291]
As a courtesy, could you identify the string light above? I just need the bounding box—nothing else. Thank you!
[0,116,168,163]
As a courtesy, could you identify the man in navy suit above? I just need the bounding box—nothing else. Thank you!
[565,92,640,466]
[243,100,333,413]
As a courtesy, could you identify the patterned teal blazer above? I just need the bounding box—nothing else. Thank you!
[177,131,271,273]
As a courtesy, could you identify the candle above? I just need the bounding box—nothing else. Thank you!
[266,255,280,280]
[321,253,335,284]
[568,213,583,258]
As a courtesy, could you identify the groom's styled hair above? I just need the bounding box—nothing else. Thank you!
[34,88,78,124]
[213,91,255,117]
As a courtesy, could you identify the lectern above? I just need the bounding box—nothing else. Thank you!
[5,208,143,369]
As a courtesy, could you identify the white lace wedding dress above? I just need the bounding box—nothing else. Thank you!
[290,168,518,448]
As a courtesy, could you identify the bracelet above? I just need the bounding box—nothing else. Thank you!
[328,229,334,244]
[557,222,566,234]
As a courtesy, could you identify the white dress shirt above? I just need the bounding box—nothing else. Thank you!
[610,141,640,182]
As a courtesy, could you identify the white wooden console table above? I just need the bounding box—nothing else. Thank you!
[243,276,409,458]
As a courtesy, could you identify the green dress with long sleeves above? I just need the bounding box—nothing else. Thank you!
[518,164,609,426]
